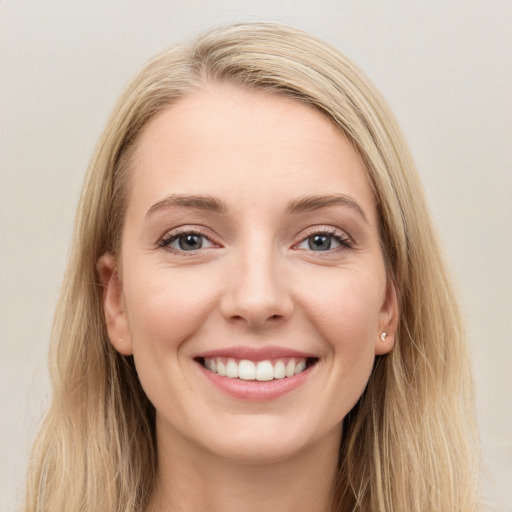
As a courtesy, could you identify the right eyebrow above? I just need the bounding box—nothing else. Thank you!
[146,194,228,218]
[285,193,368,224]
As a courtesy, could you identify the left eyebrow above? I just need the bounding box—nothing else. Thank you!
[285,194,368,224]
[146,194,228,218]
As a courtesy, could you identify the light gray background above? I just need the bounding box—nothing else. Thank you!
[1,1,511,510]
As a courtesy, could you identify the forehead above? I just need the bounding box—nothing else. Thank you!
[128,85,376,221]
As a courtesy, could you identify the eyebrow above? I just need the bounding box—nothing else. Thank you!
[146,194,228,217]
[146,192,368,223]
[285,194,368,223]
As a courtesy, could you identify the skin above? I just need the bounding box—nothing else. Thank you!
[98,85,397,512]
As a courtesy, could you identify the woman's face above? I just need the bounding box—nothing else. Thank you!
[99,85,397,464]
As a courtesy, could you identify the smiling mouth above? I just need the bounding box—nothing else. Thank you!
[195,357,318,382]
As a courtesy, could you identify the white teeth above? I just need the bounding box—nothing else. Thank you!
[217,360,226,376]
[238,359,256,380]
[285,359,296,378]
[295,361,306,375]
[273,360,286,379]
[225,359,239,378]
[256,361,274,381]
[202,356,312,381]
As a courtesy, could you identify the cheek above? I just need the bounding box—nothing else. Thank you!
[297,263,385,378]
[123,265,220,354]
[305,264,383,332]
[284,264,386,433]
[121,264,224,416]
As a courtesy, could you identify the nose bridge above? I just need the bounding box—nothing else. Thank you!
[221,233,293,327]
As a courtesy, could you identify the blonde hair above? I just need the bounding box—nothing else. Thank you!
[25,22,479,512]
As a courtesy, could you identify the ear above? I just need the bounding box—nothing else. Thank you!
[97,253,133,356]
[375,278,399,356]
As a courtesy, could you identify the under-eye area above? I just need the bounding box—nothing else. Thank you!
[194,356,319,382]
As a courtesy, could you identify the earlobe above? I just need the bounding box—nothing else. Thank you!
[97,253,133,356]
[375,279,399,356]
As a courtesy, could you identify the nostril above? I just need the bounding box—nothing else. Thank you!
[227,313,283,326]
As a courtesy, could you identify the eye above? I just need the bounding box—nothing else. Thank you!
[295,230,352,252]
[159,231,215,252]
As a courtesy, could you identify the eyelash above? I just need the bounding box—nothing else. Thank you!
[158,227,353,253]
[294,227,353,252]
[158,228,217,253]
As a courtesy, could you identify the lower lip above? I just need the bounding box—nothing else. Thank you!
[197,362,315,401]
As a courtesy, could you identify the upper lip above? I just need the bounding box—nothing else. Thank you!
[196,345,318,362]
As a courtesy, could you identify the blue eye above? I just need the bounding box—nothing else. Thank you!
[160,232,214,252]
[296,231,351,252]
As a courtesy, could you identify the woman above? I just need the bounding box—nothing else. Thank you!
[25,22,479,512]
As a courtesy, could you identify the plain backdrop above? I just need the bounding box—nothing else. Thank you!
[1,1,511,510]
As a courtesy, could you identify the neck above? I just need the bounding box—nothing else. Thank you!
[148,421,341,512]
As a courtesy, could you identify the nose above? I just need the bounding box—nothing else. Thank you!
[220,246,294,329]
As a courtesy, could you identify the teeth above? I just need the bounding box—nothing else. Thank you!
[274,360,286,379]
[225,359,239,378]
[256,360,274,381]
[239,360,256,380]
[203,357,312,381]
[295,360,306,375]
[285,359,296,378]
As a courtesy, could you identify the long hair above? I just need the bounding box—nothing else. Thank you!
[25,22,479,512]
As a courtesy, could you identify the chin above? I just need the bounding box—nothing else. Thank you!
[196,415,332,466]
[207,437,308,466]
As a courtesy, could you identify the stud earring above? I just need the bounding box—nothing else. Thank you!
[380,332,388,342]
